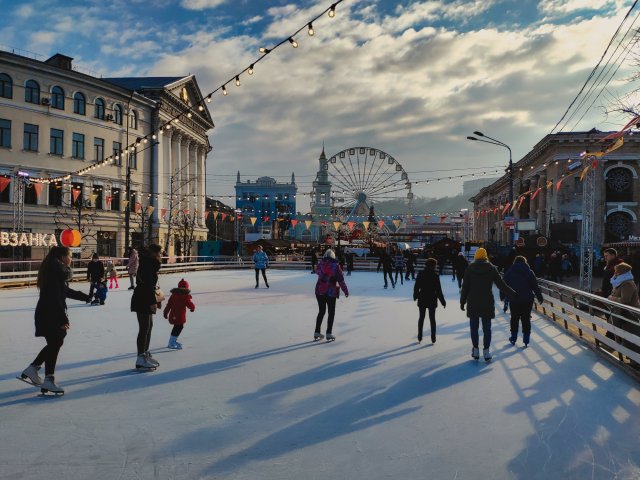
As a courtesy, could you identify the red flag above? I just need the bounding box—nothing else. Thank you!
[347,221,355,231]
[556,178,564,191]
[221,213,227,221]
[501,203,511,215]
[439,215,447,223]
[105,196,112,208]
[160,208,167,220]
[263,216,270,222]
[377,220,385,228]
[530,187,542,200]
[0,177,9,194]
[32,183,43,198]
[205,211,210,220]
[183,209,190,215]
[291,219,298,228]
[135,202,142,214]
[72,189,81,203]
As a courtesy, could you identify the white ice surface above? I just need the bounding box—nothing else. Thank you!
[0,269,639,480]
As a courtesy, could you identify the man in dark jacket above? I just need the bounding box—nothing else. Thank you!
[405,250,416,280]
[86,253,105,299]
[453,252,468,290]
[460,248,515,361]
[377,249,395,289]
[503,256,544,347]
[600,248,623,297]
[413,258,446,343]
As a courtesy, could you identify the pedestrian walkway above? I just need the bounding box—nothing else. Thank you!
[0,270,638,479]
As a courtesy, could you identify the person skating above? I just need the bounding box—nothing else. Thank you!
[503,256,543,347]
[393,249,406,286]
[20,246,91,394]
[377,249,395,289]
[404,250,416,280]
[106,260,119,289]
[252,245,270,288]
[91,281,108,305]
[413,257,446,343]
[127,247,139,290]
[86,253,105,299]
[345,250,354,276]
[163,278,196,349]
[314,249,349,341]
[131,244,163,370]
[460,247,515,361]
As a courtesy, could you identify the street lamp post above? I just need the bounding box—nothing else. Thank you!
[467,131,514,245]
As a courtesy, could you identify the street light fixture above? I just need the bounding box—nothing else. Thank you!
[467,131,514,245]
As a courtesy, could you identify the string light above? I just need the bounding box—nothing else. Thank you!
[259,47,271,54]
[248,64,254,75]
[328,4,336,17]
[235,76,241,87]
[308,23,314,36]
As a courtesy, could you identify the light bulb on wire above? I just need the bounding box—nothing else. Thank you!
[308,22,314,36]
[259,47,271,54]
[248,64,254,75]
[235,76,241,86]
[328,4,336,17]
[289,37,298,48]
[222,85,228,96]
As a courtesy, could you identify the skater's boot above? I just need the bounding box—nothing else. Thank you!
[42,375,64,394]
[509,334,517,346]
[145,352,160,366]
[431,334,436,344]
[314,332,325,341]
[417,332,422,343]
[483,348,492,361]
[21,364,43,385]
[168,336,178,349]
[523,332,530,347]
[136,354,156,369]
[471,347,480,360]
[255,284,258,289]
[326,333,336,341]
[266,283,269,288]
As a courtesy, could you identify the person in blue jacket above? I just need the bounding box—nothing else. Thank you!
[252,245,270,289]
[503,255,544,347]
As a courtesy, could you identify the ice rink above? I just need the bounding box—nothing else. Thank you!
[1,269,639,480]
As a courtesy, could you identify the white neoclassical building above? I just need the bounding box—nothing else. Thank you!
[0,50,213,260]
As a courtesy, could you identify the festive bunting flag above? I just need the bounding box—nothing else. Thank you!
[347,221,355,231]
[135,202,142,214]
[122,200,129,209]
[263,216,270,222]
[291,219,298,228]
[501,203,511,215]
[0,177,9,194]
[250,216,257,225]
[439,215,447,223]
[213,211,219,220]
[230,215,235,222]
[392,219,401,228]
[510,199,519,212]
[333,221,341,230]
[221,213,227,221]
[579,165,590,181]
[105,196,112,208]
[556,178,564,191]
[530,187,542,200]
[160,208,167,220]
[72,189,81,203]
[305,220,312,229]
[145,206,154,216]
[362,221,370,230]
[33,183,43,198]
[205,211,210,220]
[377,220,385,228]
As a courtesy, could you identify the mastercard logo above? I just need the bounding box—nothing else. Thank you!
[59,229,82,247]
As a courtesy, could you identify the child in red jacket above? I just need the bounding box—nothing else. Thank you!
[163,278,195,349]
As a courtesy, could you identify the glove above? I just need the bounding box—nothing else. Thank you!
[413,295,417,301]
[460,304,465,311]
[441,300,447,308]
[163,313,168,319]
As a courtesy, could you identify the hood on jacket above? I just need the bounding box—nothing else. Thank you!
[467,260,495,276]
[507,261,532,275]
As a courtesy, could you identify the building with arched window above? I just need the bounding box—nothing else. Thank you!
[0,50,213,259]
[470,130,640,250]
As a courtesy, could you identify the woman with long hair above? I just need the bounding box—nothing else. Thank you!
[20,246,90,394]
[314,249,349,341]
[413,257,446,343]
[130,243,163,370]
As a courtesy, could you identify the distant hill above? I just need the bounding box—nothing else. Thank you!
[374,193,473,215]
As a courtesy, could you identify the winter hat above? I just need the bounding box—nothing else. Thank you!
[178,278,190,289]
[324,249,336,259]
[474,248,488,261]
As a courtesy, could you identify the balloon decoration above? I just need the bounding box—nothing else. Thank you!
[59,229,81,247]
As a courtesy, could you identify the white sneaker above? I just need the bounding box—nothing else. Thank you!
[145,352,160,366]
[21,364,43,385]
[471,347,480,360]
[42,375,64,394]
[483,348,492,361]
[136,354,156,369]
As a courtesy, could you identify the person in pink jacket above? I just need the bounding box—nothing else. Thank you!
[163,278,196,349]
[314,249,349,341]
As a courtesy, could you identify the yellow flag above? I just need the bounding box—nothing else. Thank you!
[333,221,341,230]
[392,219,401,228]
[362,221,370,229]
[250,216,257,225]
[305,220,312,229]
[213,211,219,220]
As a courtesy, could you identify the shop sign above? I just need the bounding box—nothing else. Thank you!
[536,237,547,247]
[0,231,59,247]
[515,237,525,247]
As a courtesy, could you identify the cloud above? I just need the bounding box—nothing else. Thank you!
[14,5,35,19]
[181,0,227,10]
[539,0,616,16]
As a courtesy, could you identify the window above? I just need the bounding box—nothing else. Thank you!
[72,133,85,159]
[114,104,123,125]
[0,119,11,147]
[110,187,120,211]
[129,191,137,212]
[94,98,105,119]
[73,92,86,115]
[128,109,138,129]
[24,183,38,205]
[92,185,103,210]
[48,181,63,207]
[0,175,10,203]
[94,137,104,161]
[50,128,63,155]
[113,141,122,166]
[0,73,12,98]
[51,86,64,110]
[23,124,38,151]
[25,80,40,104]
[129,149,137,169]
[71,182,83,207]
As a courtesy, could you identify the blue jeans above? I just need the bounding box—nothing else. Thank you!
[470,317,492,349]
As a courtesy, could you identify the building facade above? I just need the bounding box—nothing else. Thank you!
[235,173,297,240]
[470,130,640,249]
[0,50,213,259]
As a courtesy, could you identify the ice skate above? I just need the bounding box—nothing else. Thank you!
[135,354,156,371]
[145,352,160,366]
[168,336,182,350]
[326,333,336,342]
[431,334,436,344]
[313,332,324,341]
[41,375,64,395]
[417,333,422,343]
[20,364,43,385]
[509,335,516,346]
[483,348,492,362]
[523,333,530,347]
[471,347,480,360]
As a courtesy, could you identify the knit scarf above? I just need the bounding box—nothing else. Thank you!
[610,271,634,288]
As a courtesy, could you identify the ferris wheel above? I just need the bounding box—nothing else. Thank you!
[326,147,413,217]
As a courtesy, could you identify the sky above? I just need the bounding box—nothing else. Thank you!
[2,0,640,212]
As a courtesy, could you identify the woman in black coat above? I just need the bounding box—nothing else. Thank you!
[413,258,446,343]
[21,246,90,394]
[131,243,162,370]
[460,248,515,361]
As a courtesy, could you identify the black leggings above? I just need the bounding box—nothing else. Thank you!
[136,313,154,355]
[33,335,65,376]
[171,324,184,337]
[255,269,268,286]
[315,295,337,334]
[418,306,437,340]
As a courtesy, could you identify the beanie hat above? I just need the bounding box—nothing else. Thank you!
[178,278,190,289]
[324,249,336,259]
[474,248,488,261]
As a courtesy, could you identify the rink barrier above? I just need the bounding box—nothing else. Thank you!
[535,279,640,370]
